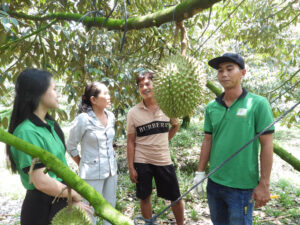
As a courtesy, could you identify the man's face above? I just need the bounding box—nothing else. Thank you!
[217,62,246,90]
[138,77,154,100]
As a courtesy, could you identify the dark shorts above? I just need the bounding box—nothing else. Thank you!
[21,189,67,225]
[134,163,181,201]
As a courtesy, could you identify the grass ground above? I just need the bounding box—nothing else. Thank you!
[0,121,299,224]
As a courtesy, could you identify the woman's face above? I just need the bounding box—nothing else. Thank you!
[39,78,59,110]
[91,84,111,109]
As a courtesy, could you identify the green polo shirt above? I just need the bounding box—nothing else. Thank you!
[10,114,68,190]
[204,89,274,189]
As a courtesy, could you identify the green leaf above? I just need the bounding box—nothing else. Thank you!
[1,17,11,32]
[10,17,19,27]
[0,116,8,129]
[0,10,9,17]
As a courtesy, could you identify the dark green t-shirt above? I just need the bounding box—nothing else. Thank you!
[204,89,274,189]
[10,114,68,190]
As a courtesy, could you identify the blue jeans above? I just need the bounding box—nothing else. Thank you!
[206,179,254,225]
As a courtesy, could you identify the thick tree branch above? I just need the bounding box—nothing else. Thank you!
[0,128,133,225]
[4,0,223,30]
[274,143,300,171]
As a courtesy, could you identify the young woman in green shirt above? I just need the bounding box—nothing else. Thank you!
[6,68,91,225]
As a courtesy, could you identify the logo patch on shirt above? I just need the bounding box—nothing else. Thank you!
[236,108,247,117]
[136,121,169,137]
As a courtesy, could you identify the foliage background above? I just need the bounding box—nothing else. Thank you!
[0,0,299,135]
[0,1,299,224]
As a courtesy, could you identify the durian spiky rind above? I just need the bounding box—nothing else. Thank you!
[51,206,92,225]
[154,55,206,118]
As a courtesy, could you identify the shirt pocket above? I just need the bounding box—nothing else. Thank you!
[81,158,99,164]
[79,158,100,179]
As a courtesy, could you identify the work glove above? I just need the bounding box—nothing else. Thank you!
[192,171,206,197]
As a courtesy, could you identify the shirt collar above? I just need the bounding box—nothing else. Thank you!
[87,108,110,121]
[28,113,66,148]
[138,101,147,109]
[87,107,96,119]
[216,88,248,108]
[138,101,160,111]
[28,113,53,129]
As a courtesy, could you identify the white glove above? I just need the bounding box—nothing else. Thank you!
[193,171,206,196]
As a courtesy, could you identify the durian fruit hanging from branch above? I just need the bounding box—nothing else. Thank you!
[51,187,93,225]
[153,54,206,118]
[52,206,93,225]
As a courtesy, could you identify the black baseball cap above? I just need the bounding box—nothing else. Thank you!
[208,53,245,70]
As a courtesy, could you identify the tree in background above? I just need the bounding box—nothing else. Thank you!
[0,0,298,129]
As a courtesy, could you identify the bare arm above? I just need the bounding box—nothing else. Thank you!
[168,123,180,141]
[31,168,82,202]
[127,133,138,183]
[252,133,273,208]
[197,134,212,172]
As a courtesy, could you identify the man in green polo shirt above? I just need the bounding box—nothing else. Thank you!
[194,53,274,225]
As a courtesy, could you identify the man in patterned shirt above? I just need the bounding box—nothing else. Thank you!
[127,70,184,225]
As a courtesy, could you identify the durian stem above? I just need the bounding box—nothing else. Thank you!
[67,187,72,210]
[28,158,39,184]
[52,186,68,204]
[176,21,189,56]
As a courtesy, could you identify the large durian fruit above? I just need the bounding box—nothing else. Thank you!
[51,205,93,225]
[153,55,206,118]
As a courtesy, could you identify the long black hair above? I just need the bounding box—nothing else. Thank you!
[78,82,104,113]
[6,68,53,173]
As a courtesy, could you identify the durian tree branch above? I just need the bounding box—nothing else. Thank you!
[206,80,222,96]
[0,128,134,225]
[206,80,300,172]
[273,143,300,171]
[3,0,223,30]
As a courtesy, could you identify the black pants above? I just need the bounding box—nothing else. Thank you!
[21,189,67,225]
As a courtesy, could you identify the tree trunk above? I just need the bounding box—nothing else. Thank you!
[0,128,134,225]
[206,81,300,172]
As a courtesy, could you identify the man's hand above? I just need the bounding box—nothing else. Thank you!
[192,171,206,196]
[129,167,138,183]
[253,133,273,208]
[252,182,270,208]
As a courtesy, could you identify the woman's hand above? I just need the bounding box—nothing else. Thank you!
[72,201,93,215]
[72,155,81,166]
[71,190,83,202]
